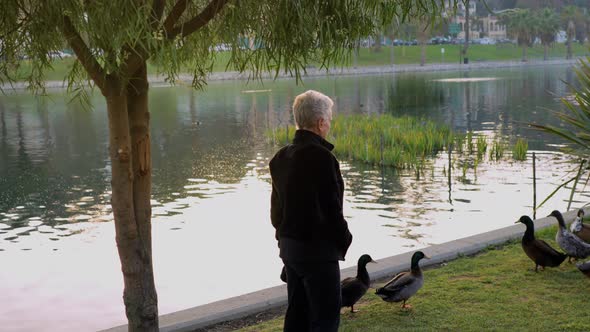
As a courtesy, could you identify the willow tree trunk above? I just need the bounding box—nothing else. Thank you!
[389,34,395,66]
[372,33,382,52]
[420,43,426,66]
[521,45,528,62]
[105,64,159,331]
[543,44,548,61]
[567,20,574,60]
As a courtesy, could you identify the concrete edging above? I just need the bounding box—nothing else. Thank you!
[102,208,586,332]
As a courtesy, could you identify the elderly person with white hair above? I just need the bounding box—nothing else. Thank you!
[269,90,353,332]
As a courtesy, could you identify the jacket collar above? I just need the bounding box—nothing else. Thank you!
[293,129,334,151]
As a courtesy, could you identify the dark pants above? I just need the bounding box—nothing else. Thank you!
[282,260,341,332]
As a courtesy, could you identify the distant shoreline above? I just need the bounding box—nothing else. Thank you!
[2,57,583,92]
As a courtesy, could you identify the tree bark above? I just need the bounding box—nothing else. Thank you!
[105,71,159,331]
[522,45,527,62]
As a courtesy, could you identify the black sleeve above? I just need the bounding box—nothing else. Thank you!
[270,181,282,242]
[317,152,353,258]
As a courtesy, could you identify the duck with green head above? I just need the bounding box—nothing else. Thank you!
[341,254,377,313]
[375,251,429,309]
[515,215,566,272]
[550,210,590,262]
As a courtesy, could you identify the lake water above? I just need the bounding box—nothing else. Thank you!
[1,64,588,331]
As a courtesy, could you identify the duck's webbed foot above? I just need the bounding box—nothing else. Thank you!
[400,301,412,309]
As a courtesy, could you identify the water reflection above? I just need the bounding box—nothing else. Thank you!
[0,65,587,331]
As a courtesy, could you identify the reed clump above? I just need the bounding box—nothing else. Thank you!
[267,118,529,170]
[512,138,528,161]
[267,115,453,169]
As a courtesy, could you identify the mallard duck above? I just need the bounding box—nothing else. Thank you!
[515,215,566,272]
[551,210,590,261]
[375,251,429,309]
[341,254,377,313]
[570,209,590,243]
[577,260,590,278]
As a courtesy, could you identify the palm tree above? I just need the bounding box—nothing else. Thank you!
[532,57,590,208]
[535,8,560,61]
[501,9,535,62]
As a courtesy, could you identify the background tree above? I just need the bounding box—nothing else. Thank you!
[535,7,561,60]
[501,8,535,62]
[572,8,589,45]
[0,0,458,330]
[463,0,471,64]
[417,20,431,66]
[562,5,577,59]
[373,32,383,52]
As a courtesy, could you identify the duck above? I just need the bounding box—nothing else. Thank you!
[375,251,429,309]
[551,210,590,262]
[341,254,377,313]
[515,215,566,272]
[570,209,590,243]
[577,260,590,278]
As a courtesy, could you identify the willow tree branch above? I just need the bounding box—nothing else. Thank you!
[168,0,230,39]
[120,0,166,79]
[163,0,188,33]
[151,0,166,30]
[60,15,106,91]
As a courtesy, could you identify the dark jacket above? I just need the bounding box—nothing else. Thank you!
[269,129,353,262]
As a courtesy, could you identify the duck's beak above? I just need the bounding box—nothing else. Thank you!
[370,260,378,264]
[514,220,520,224]
[424,254,431,259]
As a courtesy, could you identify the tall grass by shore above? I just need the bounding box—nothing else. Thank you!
[512,138,529,161]
[267,115,529,172]
[268,115,453,169]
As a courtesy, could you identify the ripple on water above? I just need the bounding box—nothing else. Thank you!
[71,215,91,222]
[28,219,43,227]
[351,202,389,210]
[187,178,208,183]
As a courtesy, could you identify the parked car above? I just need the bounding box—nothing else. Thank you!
[48,51,72,59]
[478,38,497,45]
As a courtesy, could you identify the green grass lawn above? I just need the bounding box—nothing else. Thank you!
[238,226,590,332]
[352,43,589,66]
[7,43,590,83]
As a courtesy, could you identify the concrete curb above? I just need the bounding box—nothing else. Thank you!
[102,208,586,332]
[3,58,583,92]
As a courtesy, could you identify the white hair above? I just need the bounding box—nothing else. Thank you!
[292,90,333,130]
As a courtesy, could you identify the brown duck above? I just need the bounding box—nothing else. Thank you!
[516,215,566,272]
